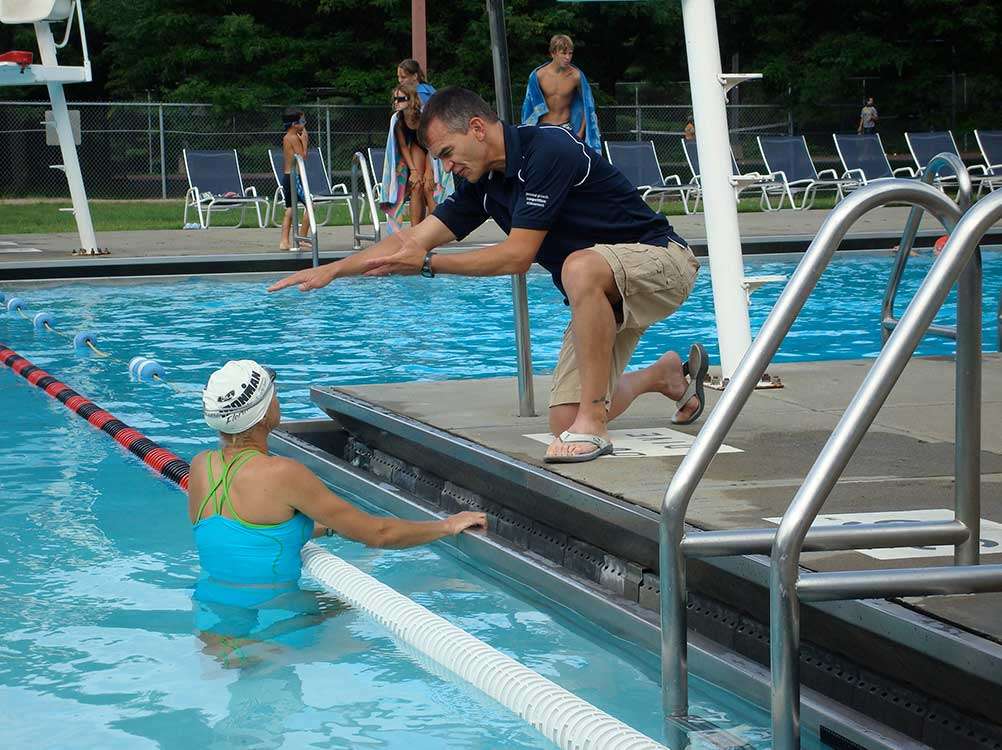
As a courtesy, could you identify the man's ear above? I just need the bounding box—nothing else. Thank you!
[469,117,487,141]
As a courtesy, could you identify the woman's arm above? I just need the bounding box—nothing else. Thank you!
[284,459,485,548]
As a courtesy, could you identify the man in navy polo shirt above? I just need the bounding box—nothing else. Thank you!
[269,87,707,464]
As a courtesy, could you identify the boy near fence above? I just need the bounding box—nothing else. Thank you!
[279,108,311,251]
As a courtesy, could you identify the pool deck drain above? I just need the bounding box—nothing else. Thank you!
[304,353,1002,651]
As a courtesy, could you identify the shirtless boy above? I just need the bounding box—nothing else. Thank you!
[535,34,586,141]
[279,108,310,251]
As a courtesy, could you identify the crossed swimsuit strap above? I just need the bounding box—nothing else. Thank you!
[195,448,261,524]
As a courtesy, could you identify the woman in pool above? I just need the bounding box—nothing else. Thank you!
[188,360,485,662]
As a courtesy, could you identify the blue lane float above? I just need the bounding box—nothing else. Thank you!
[4,292,186,391]
[33,312,56,332]
[73,330,100,351]
[128,356,167,383]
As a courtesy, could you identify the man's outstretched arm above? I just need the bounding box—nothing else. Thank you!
[267,216,457,293]
[362,227,547,278]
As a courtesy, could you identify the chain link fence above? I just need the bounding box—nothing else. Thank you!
[0,99,795,200]
[0,101,393,199]
[4,93,989,200]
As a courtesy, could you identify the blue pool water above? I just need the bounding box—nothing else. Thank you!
[1,250,997,748]
[0,365,786,749]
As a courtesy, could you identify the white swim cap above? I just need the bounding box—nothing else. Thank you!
[202,360,276,434]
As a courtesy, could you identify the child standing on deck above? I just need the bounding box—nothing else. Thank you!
[279,108,310,251]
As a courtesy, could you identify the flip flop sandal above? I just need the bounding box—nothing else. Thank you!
[543,430,614,464]
[672,342,709,426]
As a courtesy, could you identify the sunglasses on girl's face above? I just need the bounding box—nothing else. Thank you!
[393,96,409,103]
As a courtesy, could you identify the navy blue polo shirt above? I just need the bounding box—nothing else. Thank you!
[433,123,687,296]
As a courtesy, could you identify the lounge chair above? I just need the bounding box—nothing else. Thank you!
[604,140,694,213]
[368,147,385,203]
[832,133,915,186]
[904,131,990,194]
[758,135,853,210]
[973,130,1002,197]
[682,138,782,211]
[182,149,270,229]
[267,147,352,227]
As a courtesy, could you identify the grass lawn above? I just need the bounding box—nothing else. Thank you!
[0,194,844,234]
[0,199,355,234]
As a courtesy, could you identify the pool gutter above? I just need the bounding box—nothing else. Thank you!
[271,422,940,750]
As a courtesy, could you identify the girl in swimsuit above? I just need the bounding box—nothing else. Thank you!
[392,82,435,225]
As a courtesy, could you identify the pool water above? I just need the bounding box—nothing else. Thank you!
[2,249,996,749]
[0,367,789,750]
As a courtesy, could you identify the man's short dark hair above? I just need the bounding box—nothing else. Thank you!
[282,107,303,126]
[418,87,499,147]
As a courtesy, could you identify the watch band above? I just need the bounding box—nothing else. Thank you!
[421,250,437,278]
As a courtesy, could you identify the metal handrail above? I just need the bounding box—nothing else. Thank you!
[771,190,1000,749]
[291,154,319,267]
[350,151,380,250]
[881,151,972,342]
[658,181,965,737]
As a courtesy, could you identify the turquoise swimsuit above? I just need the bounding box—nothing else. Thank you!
[192,448,313,585]
[191,449,328,656]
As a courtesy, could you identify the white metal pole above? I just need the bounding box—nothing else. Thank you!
[34,21,98,253]
[681,0,751,380]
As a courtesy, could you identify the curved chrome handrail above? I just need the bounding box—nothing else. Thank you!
[350,151,381,250]
[291,154,319,266]
[658,180,963,727]
[882,151,972,342]
[769,189,999,749]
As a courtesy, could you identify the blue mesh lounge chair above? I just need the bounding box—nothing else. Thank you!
[182,149,270,229]
[267,147,353,227]
[682,138,782,211]
[367,147,385,203]
[904,130,989,193]
[832,133,915,186]
[604,140,694,213]
[974,130,1002,196]
[758,135,853,210]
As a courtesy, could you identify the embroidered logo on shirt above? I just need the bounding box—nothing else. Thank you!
[525,192,549,208]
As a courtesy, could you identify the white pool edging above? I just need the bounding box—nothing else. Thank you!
[301,542,667,750]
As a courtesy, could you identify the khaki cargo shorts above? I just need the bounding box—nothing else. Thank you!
[549,241,699,408]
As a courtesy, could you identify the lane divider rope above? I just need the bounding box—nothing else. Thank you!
[0,342,668,749]
[0,344,190,489]
[301,544,668,750]
[3,293,194,394]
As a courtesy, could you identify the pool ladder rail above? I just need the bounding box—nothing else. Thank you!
[290,153,320,267]
[350,151,382,251]
[882,151,1002,352]
[659,170,1002,750]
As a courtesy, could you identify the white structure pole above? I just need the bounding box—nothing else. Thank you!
[681,0,751,380]
[34,20,98,253]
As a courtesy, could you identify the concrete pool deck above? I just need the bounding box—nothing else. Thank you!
[271,352,1002,746]
[3,205,1002,281]
[319,356,1002,642]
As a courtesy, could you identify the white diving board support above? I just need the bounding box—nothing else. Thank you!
[0,0,99,254]
[682,0,760,386]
